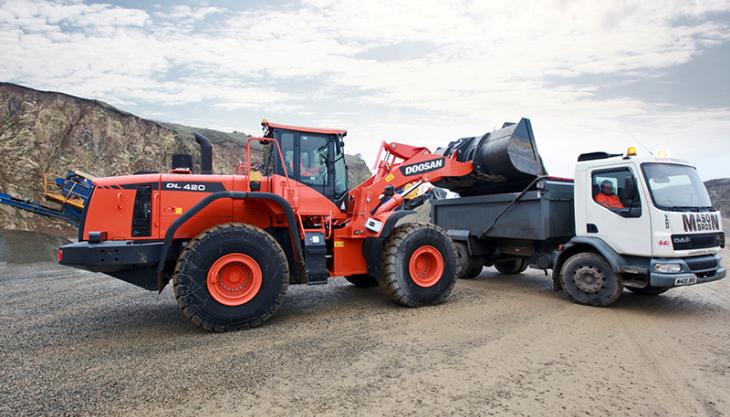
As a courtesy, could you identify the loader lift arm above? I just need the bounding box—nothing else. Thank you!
[341,140,473,237]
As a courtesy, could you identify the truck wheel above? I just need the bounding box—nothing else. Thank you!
[454,242,483,279]
[345,274,379,288]
[626,286,670,296]
[381,222,457,307]
[560,252,622,307]
[173,223,289,332]
[495,259,528,275]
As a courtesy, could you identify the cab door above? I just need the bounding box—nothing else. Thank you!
[271,129,347,203]
[583,166,653,257]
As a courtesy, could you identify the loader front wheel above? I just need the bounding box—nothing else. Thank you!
[381,222,457,307]
[173,223,289,332]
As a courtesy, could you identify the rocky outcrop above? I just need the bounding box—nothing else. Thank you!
[0,83,371,236]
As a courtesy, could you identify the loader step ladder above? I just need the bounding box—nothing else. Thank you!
[303,231,328,285]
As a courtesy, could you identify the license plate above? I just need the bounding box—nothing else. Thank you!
[674,276,698,286]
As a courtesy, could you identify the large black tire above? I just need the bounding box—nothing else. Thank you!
[495,259,529,275]
[454,242,483,279]
[381,222,457,307]
[173,223,289,332]
[560,252,622,307]
[345,274,379,288]
[626,286,670,296]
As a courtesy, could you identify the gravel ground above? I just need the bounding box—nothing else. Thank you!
[1,249,729,416]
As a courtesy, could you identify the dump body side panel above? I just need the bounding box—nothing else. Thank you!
[431,179,575,242]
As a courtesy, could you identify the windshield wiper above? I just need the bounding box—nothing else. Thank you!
[665,206,700,212]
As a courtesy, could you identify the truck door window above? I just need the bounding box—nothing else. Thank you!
[591,168,641,218]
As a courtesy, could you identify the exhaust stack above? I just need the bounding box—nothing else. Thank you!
[194,133,213,175]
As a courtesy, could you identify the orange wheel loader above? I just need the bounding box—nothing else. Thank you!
[58,118,542,331]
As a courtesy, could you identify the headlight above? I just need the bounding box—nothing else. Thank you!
[654,263,682,273]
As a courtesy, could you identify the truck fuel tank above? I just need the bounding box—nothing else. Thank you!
[432,118,546,196]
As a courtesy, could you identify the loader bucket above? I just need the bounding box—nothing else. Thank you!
[432,118,546,196]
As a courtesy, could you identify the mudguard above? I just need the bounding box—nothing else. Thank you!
[156,191,305,291]
[552,236,629,290]
[362,210,416,279]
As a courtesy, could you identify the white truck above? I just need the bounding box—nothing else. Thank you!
[432,137,725,306]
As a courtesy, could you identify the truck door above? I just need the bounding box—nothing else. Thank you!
[585,167,652,257]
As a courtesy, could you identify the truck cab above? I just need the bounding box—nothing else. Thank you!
[558,148,725,299]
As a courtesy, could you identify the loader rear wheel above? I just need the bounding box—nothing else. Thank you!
[495,259,528,275]
[381,222,457,307]
[560,252,622,307]
[345,274,379,288]
[173,223,289,332]
[455,242,483,279]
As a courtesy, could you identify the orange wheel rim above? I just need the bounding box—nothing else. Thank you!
[408,245,444,288]
[207,253,262,306]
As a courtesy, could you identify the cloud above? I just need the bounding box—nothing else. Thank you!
[1,0,729,178]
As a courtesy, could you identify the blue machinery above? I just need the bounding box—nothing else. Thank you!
[0,170,94,225]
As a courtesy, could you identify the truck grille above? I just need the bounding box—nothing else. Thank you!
[671,233,724,251]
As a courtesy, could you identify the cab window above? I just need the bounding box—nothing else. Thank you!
[280,132,295,177]
[333,142,347,198]
[591,168,641,217]
[299,134,329,188]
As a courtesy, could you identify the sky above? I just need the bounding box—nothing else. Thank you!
[1,0,729,180]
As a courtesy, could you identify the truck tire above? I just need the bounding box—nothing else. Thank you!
[454,242,483,279]
[381,222,457,307]
[626,286,670,296]
[495,259,528,275]
[173,223,289,332]
[345,274,379,288]
[560,252,622,307]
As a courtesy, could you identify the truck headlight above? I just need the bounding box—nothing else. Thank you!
[654,263,682,273]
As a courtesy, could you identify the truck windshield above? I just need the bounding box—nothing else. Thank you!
[641,163,713,211]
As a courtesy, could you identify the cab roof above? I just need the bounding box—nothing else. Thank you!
[262,119,347,136]
[576,152,690,169]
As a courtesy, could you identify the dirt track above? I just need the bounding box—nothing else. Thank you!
[1,249,729,417]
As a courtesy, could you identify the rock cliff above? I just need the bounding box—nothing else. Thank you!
[0,83,370,236]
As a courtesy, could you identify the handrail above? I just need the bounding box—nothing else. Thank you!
[244,136,293,191]
[243,136,303,238]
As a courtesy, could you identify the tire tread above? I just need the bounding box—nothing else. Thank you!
[172,223,289,332]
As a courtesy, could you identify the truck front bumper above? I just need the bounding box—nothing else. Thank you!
[649,254,726,288]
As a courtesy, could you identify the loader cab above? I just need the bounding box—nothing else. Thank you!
[262,120,349,204]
